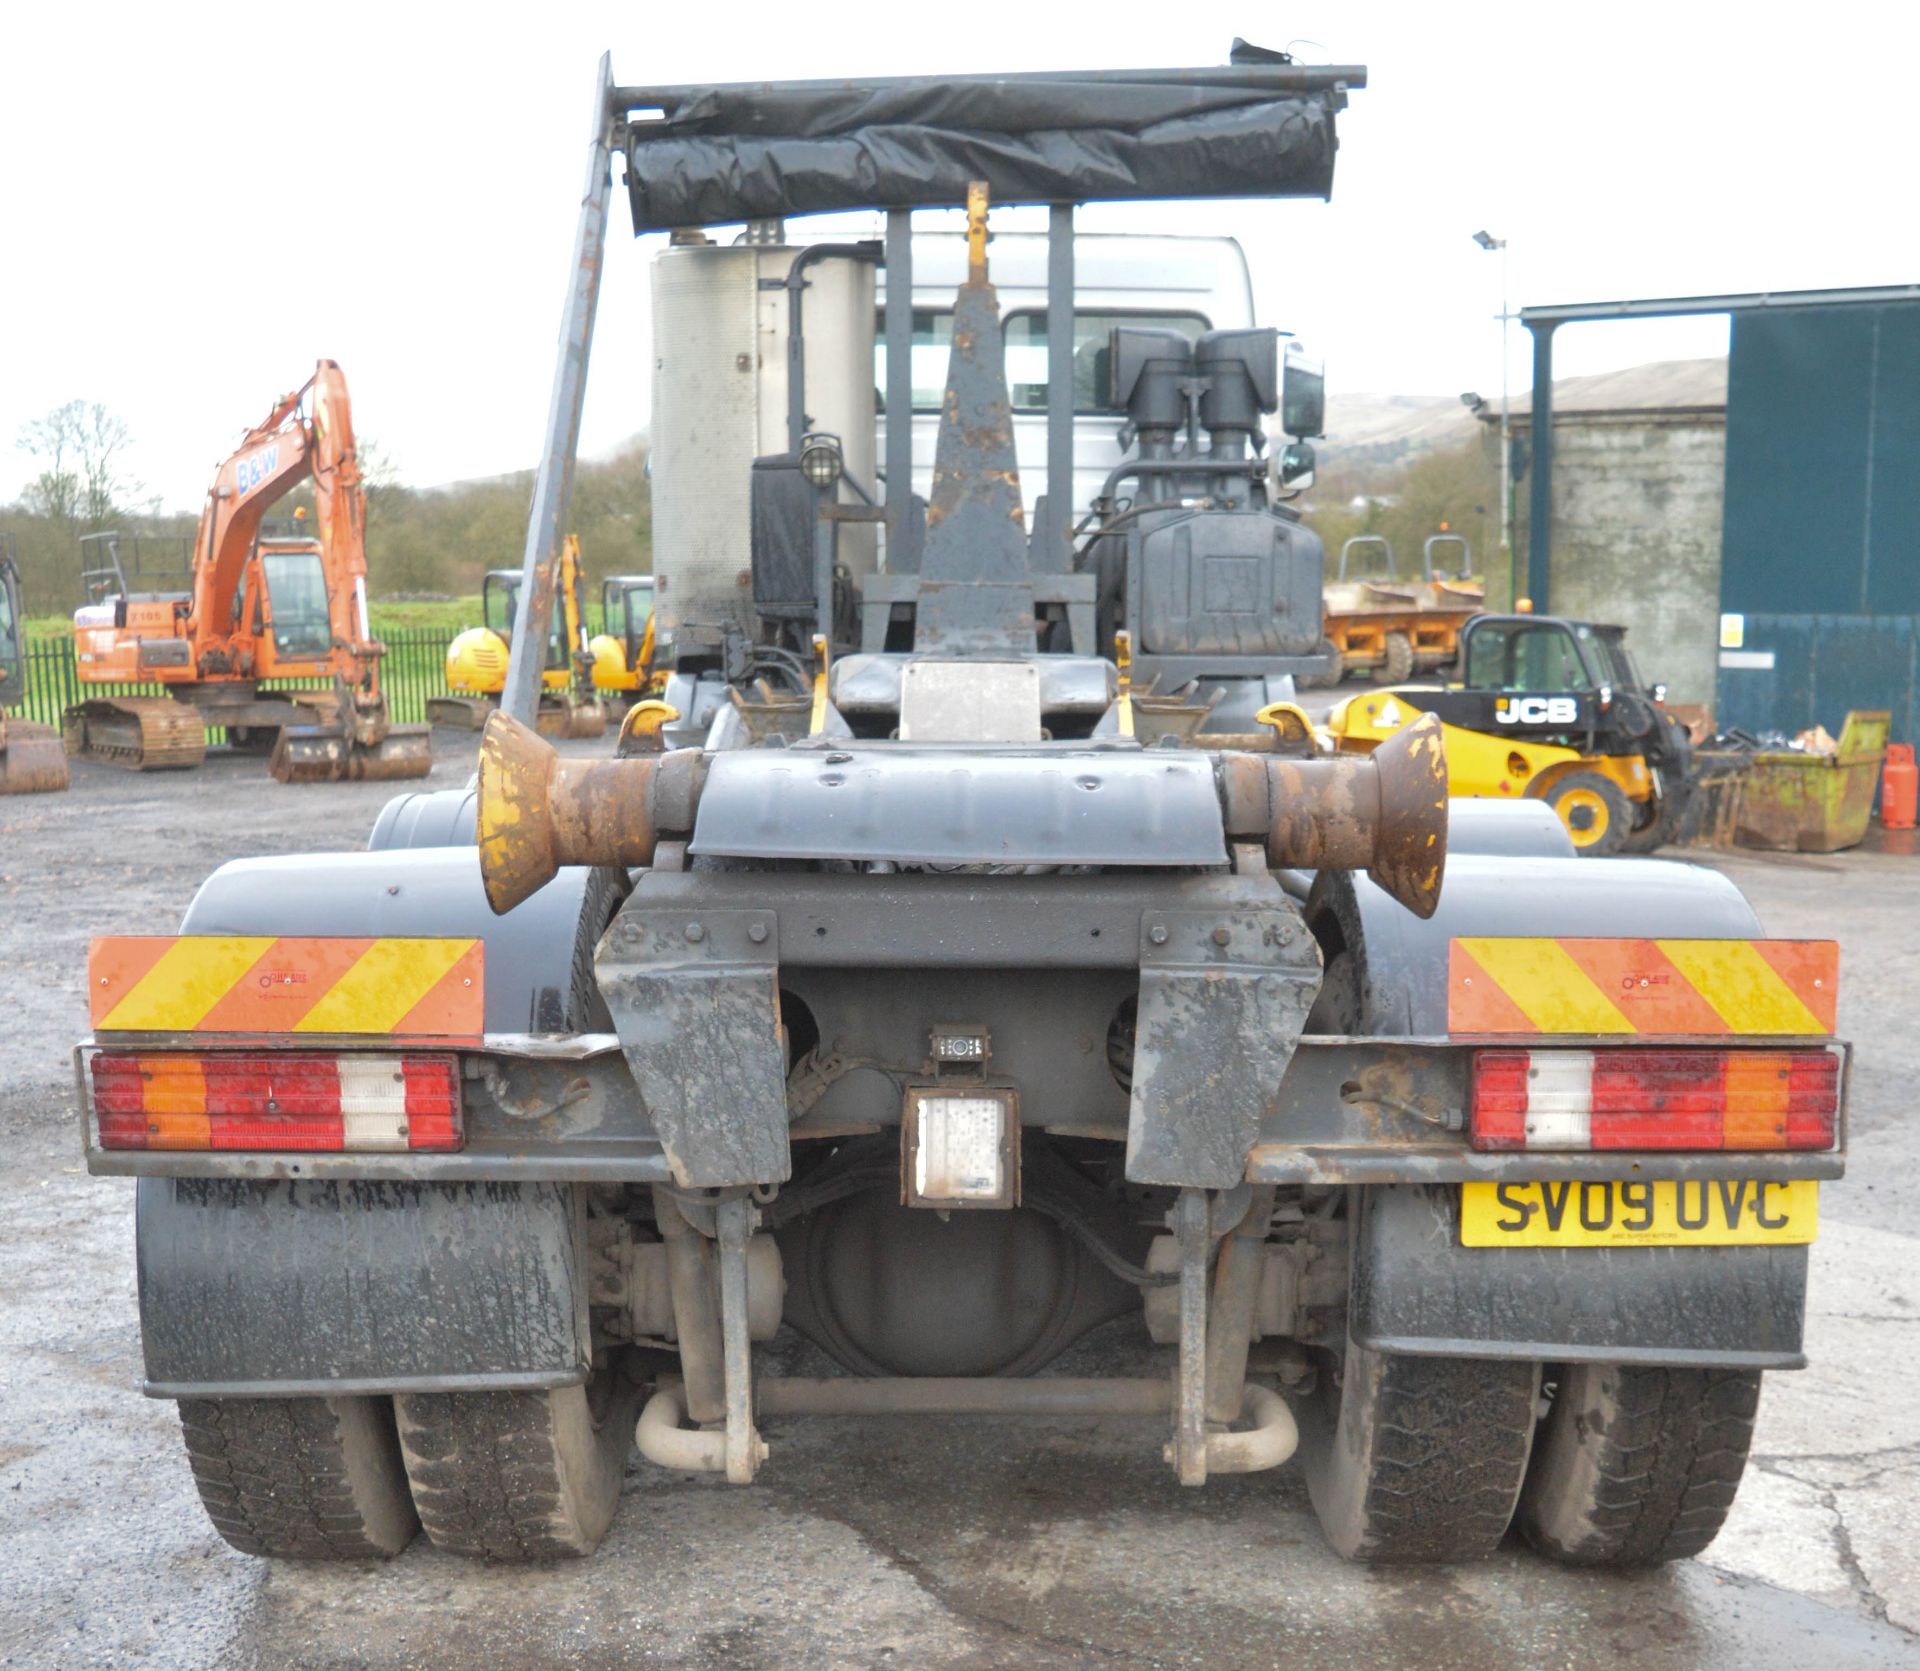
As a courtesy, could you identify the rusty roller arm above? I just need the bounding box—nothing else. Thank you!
[477,711,703,913]
[1219,712,1449,917]
[478,709,1446,918]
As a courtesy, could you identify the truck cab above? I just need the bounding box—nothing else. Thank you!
[878,232,1259,525]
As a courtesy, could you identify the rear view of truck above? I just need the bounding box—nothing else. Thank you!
[76,47,1844,1569]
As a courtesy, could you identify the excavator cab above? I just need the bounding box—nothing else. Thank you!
[482,571,571,679]
[0,544,71,793]
[588,574,657,712]
[251,540,335,665]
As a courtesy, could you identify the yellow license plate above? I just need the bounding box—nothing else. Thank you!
[1460,1179,1818,1248]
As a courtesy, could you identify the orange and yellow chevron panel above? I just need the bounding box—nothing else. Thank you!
[1449,938,1837,1037]
[89,937,484,1041]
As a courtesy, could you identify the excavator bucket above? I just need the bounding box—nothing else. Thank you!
[0,719,71,794]
[270,721,434,784]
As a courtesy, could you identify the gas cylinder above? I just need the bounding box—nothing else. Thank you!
[1882,744,1917,830]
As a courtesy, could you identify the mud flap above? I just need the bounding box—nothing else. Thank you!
[595,900,791,1188]
[136,1178,589,1396]
[1126,905,1320,1188]
[1349,1184,1809,1370]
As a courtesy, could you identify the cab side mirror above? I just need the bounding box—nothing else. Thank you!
[1281,347,1325,439]
[1277,441,1316,492]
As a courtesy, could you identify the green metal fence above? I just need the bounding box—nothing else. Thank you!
[17,628,457,735]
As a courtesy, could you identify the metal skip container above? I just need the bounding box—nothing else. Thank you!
[1689,710,1892,853]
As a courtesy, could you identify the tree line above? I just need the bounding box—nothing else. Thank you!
[8,395,1505,628]
[4,399,654,624]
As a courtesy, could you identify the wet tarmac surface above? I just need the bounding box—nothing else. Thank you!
[2,739,1915,1668]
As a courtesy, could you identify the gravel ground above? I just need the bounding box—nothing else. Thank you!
[2,739,1916,1669]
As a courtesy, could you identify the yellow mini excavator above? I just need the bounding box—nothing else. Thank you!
[431,535,606,738]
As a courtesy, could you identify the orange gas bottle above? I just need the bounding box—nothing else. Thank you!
[1882,744,1918,830]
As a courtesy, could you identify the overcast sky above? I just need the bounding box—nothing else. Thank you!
[4,1,1915,511]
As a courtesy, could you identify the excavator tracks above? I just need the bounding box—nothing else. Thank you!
[62,698,207,771]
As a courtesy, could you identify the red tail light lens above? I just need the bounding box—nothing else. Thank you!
[1469,1048,1838,1153]
[91,1052,462,1152]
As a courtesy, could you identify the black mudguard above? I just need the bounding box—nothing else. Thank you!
[179,846,624,1033]
[1313,854,1807,1369]
[136,1178,590,1396]
[1350,1184,1807,1369]
[1307,852,1763,1035]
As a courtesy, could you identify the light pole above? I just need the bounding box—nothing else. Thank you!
[1472,230,1513,606]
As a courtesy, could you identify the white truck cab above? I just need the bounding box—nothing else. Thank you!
[877,232,1259,523]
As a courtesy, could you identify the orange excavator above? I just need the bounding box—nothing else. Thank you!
[65,361,431,782]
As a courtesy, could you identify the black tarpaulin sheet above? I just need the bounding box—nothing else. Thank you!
[620,79,1346,231]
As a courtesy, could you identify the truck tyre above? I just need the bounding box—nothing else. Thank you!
[396,1362,642,1560]
[178,1395,418,1559]
[1519,1364,1761,1566]
[1544,770,1631,855]
[1303,1340,1539,1562]
[1375,631,1415,685]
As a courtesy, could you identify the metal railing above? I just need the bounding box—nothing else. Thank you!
[15,627,460,736]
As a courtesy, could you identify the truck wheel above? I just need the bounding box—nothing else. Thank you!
[1519,1364,1761,1566]
[1375,631,1416,685]
[396,1362,642,1560]
[1544,771,1631,855]
[178,1395,418,1559]
[1303,1339,1539,1562]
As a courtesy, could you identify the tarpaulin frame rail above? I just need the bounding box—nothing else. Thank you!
[609,64,1368,116]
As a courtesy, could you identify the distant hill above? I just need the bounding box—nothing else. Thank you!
[1323,357,1728,467]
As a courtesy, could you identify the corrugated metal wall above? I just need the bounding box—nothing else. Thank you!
[1719,303,1920,741]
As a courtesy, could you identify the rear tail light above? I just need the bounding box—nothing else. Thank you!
[90,1052,462,1152]
[1470,1048,1838,1152]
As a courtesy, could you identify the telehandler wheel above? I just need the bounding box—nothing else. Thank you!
[1544,770,1631,856]
[1374,631,1416,685]
[396,1358,643,1561]
[178,1395,419,1559]
[1302,1339,1539,1563]
[1519,1364,1761,1567]
[1618,783,1687,856]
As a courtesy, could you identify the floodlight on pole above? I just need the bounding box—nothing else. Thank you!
[1473,230,1514,604]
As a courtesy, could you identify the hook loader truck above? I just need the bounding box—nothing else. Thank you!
[76,46,1846,1572]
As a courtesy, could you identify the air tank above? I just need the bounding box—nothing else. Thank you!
[649,242,877,643]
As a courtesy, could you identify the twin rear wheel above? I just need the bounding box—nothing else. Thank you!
[1302,1342,1762,1566]
[176,1351,1760,1568]
[176,1356,642,1563]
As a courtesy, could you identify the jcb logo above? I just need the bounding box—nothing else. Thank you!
[1496,696,1579,725]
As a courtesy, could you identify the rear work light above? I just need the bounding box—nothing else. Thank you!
[1470,1048,1838,1153]
[90,1052,462,1153]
